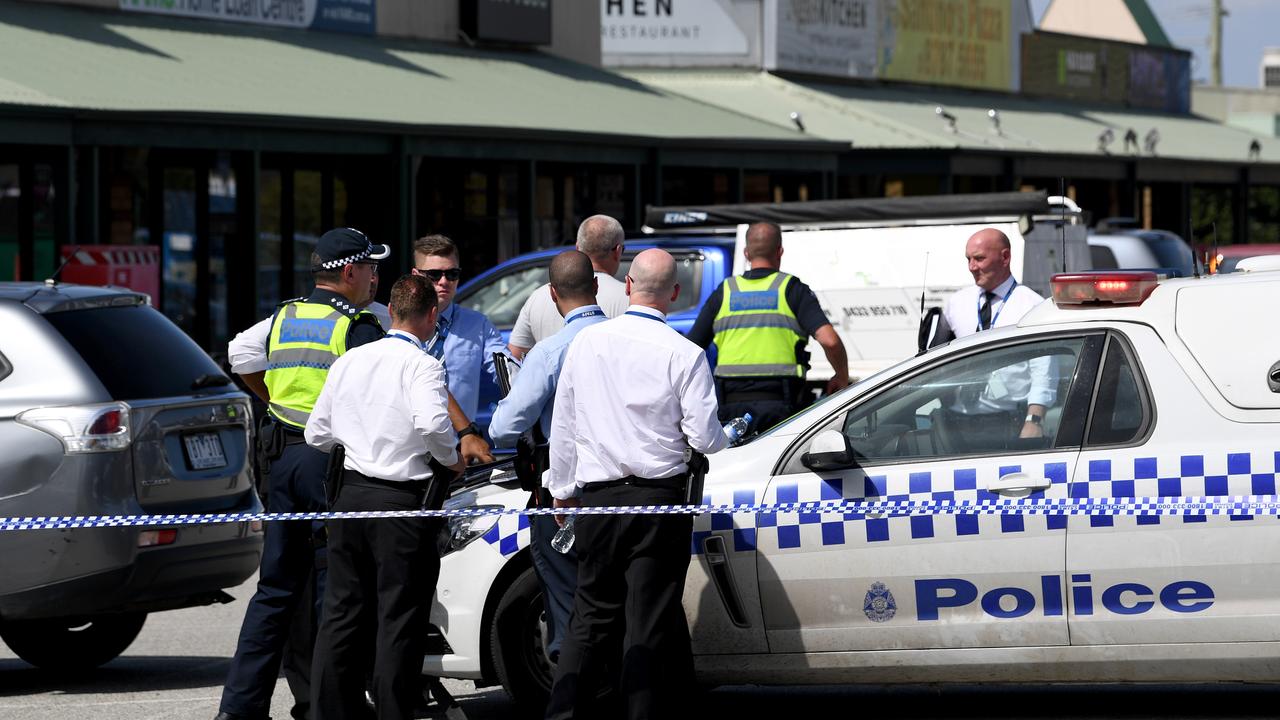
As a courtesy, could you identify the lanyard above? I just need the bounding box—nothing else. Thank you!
[566,309,605,324]
[625,310,665,323]
[386,332,423,350]
[976,280,1017,332]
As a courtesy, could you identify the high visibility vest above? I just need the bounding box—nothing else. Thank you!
[711,272,805,378]
[263,300,369,429]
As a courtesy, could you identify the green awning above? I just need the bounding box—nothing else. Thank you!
[624,69,1280,165]
[0,0,827,149]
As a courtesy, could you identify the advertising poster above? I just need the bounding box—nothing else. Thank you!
[772,0,1015,91]
[1021,32,1190,113]
[602,0,749,55]
[119,0,375,35]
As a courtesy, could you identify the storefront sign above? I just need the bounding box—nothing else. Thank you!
[772,0,1017,91]
[1021,32,1190,113]
[462,0,552,46]
[119,0,375,35]
[602,0,748,55]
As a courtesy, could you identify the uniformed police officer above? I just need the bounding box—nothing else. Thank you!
[687,221,850,432]
[216,228,387,720]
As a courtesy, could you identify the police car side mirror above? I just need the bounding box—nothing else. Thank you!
[802,430,856,472]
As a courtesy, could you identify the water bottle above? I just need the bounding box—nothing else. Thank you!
[722,412,753,446]
[551,516,576,554]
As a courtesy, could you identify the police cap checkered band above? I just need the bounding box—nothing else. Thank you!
[313,227,391,271]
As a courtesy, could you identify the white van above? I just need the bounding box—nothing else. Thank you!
[644,191,1090,382]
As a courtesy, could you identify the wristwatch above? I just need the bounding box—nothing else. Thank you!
[1024,412,1043,425]
[456,422,480,439]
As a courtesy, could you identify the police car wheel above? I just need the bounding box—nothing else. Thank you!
[490,566,555,711]
[0,612,147,671]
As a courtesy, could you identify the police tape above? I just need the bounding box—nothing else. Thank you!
[4,496,1280,531]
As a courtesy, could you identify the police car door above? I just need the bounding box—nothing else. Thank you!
[759,332,1102,653]
[1067,325,1280,646]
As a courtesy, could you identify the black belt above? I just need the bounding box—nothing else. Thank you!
[724,390,790,403]
[280,425,310,446]
[341,469,430,499]
[585,473,687,492]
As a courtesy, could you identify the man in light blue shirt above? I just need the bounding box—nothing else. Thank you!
[413,235,509,463]
[489,250,607,661]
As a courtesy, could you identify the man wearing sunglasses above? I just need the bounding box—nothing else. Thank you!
[412,234,509,465]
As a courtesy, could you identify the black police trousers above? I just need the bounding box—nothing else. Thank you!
[311,475,441,720]
[545,478,694,720]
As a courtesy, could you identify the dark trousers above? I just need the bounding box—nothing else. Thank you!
[545,481,694,720]
[222,442,329,719]
[717,378,802,434]
[529,512,578,660]
[311,478,441,720]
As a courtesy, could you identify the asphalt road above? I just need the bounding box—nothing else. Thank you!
[1,577,1277,719]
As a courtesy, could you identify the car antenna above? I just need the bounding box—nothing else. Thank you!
[45,245,81,287]
[1210,222,1219,277]
[1059,178,1067,272]
[918,251,930,321]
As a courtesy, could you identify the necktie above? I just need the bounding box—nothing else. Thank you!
[979,291,996,330]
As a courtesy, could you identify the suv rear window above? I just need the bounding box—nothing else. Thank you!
[44,305,227,400]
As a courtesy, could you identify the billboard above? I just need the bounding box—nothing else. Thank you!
[1021,32,1190,113]
[119,0,375,35]
[601,0,748,55]
[772,0,1019,91]
[461,0,552,46]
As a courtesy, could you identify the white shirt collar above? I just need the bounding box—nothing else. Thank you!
[625,305,667,321]
[984,275,1017,298]
[387,329,424,349]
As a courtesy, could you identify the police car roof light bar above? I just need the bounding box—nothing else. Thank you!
[1051,272,1159,307]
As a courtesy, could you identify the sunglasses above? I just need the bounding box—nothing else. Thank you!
[416,267,461,282]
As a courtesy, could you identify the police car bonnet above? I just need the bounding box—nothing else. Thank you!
[314,228,390,271]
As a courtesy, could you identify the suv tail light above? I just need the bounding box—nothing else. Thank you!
[16,402,132,453]
[1051,272,1159,307]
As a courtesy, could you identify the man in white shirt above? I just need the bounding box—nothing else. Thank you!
[544,249,728,720]
[507,214,630,360]
[941,228,1052,440]
[305,273,465,720]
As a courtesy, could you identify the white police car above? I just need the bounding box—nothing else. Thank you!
[426,268,1280,708]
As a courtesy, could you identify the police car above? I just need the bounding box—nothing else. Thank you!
[426,267,1280,708]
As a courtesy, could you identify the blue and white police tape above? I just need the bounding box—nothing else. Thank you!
[5,495,1280,531]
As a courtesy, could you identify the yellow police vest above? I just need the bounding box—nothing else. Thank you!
[263,300,369,429]
[711,272,805,378]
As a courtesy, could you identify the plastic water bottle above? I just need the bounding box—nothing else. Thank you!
[551,516,576,554]
[722,412,753,446]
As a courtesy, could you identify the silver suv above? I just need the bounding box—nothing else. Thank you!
[0,282,263,670]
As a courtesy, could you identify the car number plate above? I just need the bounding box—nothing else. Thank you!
[184,432,227,470]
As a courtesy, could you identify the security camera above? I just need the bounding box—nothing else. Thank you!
[789,111,806,133]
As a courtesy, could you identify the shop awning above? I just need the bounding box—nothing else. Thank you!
[0,0,835,151]
[623,69,1280,165]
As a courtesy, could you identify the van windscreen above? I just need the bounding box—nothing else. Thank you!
[44,305,227,400]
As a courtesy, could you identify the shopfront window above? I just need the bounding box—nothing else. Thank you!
[258,169,282,319]
[208,154,235,349]
[293,169,323,299]
[162,168,198,334]
[0,164,17,281]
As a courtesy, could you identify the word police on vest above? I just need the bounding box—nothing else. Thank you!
[914,576,1215,621]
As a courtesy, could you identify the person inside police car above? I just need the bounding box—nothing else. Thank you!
[305,273,465,720]
[940,227,1054,443]
[687,221,849,433]
[489,250,608,666]
[543,248,728,720]
[216,227,387,720]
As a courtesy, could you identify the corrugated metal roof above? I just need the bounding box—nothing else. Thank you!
[0,0,820,145]
[623,69,1280,164]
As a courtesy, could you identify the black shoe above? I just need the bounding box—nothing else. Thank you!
[214,713,268,720]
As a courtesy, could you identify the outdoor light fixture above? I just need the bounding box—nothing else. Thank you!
[935,106,957,133]
[1144,128,1160,155]
[789,111,806,133]
[1124,128,1139,153]
[987,109,1002,136]
[1249,139,1262,161]
[1097,127,1115,153]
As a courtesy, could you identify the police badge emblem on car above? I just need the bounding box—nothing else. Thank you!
[863,582,897,623]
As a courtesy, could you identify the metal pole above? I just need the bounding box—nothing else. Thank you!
[1210,0,1225,87]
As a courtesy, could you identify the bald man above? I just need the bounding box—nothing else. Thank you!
[942,228,1052,440]
[544,248,727,720]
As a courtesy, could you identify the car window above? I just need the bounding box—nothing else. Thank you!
[1090,244,1119,270]
[1086,337,1148,446]
[618,251,703,314]
[800,337,1088,467]
[43,305,228,401]
[459,263,549,330]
